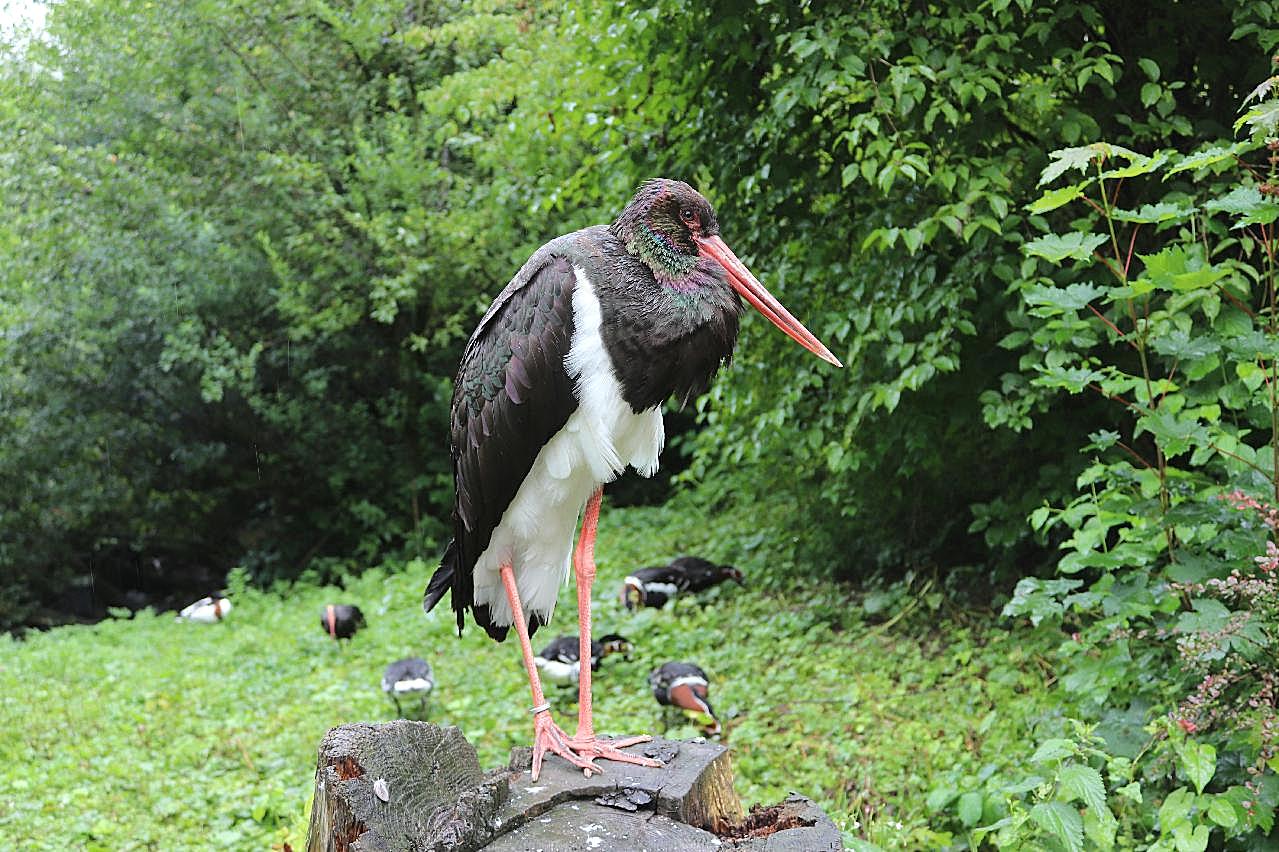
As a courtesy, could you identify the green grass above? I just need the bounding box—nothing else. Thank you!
[0,499,1060,850]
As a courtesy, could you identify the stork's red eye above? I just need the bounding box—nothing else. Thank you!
[680,208,696,223]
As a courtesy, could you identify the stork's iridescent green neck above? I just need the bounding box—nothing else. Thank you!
[610,178,718,288]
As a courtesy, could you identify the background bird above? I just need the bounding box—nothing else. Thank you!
[422,178,839,780]
[621,555,744,609]
[176,595,231,623]
[380,657,434,718]
[320,604,364,640]
[534,632,633,685]
[649,661,721,736]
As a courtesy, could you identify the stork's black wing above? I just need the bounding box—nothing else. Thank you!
[423,252,580,642]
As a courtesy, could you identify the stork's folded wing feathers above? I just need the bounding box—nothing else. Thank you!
[424,254,580,641]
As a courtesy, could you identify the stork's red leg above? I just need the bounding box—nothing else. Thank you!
[499,561,600,781]
[566,488,661,770]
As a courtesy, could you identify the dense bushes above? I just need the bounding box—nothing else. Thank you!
[1,0,1277,617]
[0,0,658,623]
[622,0,1275,580]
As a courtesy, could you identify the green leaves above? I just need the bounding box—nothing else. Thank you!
[1175,740,1217,794]
[1024,232,1108,263]
[1038,143,1153,186]
[1039,144,1108,186]
[1166,143,1251,177]
[1023,281,1107,313]
[1059,764,1107,814]
[957,791,984,827]
[1004,579,1083,626]
[1203,186,1279,225]
[1030,801,1085,852]
[1026,181,1093,214]
[1030,738,1078,763]
[1207,796,1238,828]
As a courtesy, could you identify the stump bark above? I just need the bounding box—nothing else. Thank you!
[306,722,843,851]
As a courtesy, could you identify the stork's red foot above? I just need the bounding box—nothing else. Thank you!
[530,712,662,780]
[532,711,600,780]
[567,733,662,771]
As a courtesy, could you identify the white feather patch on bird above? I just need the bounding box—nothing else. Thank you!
[177,597,231,623]
[534,656,581,683]
[373,778,389,802]
[468,266,664,630]
[389,678,433,694]
[643,581,679,598]
[667,674,709,690]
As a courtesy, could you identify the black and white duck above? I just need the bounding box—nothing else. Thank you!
[621,556,744,609]
[381,657,435,717]
[649,661,721,736]
[321,604,365,640]
[533,633,633,685]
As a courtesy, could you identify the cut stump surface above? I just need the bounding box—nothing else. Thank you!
[306,722,843,851]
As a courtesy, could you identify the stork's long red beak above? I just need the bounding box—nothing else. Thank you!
[696,235,843,367]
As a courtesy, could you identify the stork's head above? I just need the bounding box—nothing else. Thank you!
[611,178,842,367]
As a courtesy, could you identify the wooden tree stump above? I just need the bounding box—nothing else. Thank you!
[306,722,844,851]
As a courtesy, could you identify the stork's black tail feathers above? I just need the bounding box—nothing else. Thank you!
[423,540,465,635]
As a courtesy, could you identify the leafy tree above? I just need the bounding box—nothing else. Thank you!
[613,0,1272,580]
[0,0,666,624]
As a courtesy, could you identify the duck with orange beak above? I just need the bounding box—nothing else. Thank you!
[650,662,722,736]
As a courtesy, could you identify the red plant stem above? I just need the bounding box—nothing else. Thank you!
[1158,362,1179,408]
[1081,195,1106,216]
[1235,154,1265,181]
[1123,224,1142,279]
[1089,300,1130,337]
[1116,440,1156,470]
[1088,382,1145,413]
[1215,282,1260,320]
[1093,251,1123,280]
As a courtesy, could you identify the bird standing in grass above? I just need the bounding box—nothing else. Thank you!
[381,657,435,718]
[621,556,744,610]
[534,632,633,685]
[177,595,232,623]
[650,662,721,736]
[423,179,840,780]
[321,604,365,640]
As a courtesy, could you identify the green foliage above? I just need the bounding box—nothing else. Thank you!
[992,66,1279,849]
[0,0,668,621]
[615,0,1277,579]
[0,500,1058,850]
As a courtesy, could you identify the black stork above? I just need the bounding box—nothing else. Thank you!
[622,555,744,610]
[423,178,840,780]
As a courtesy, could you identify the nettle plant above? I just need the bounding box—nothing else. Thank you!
[985,77,1279,849]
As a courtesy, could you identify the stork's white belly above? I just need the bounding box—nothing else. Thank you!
[471,266,664,628]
